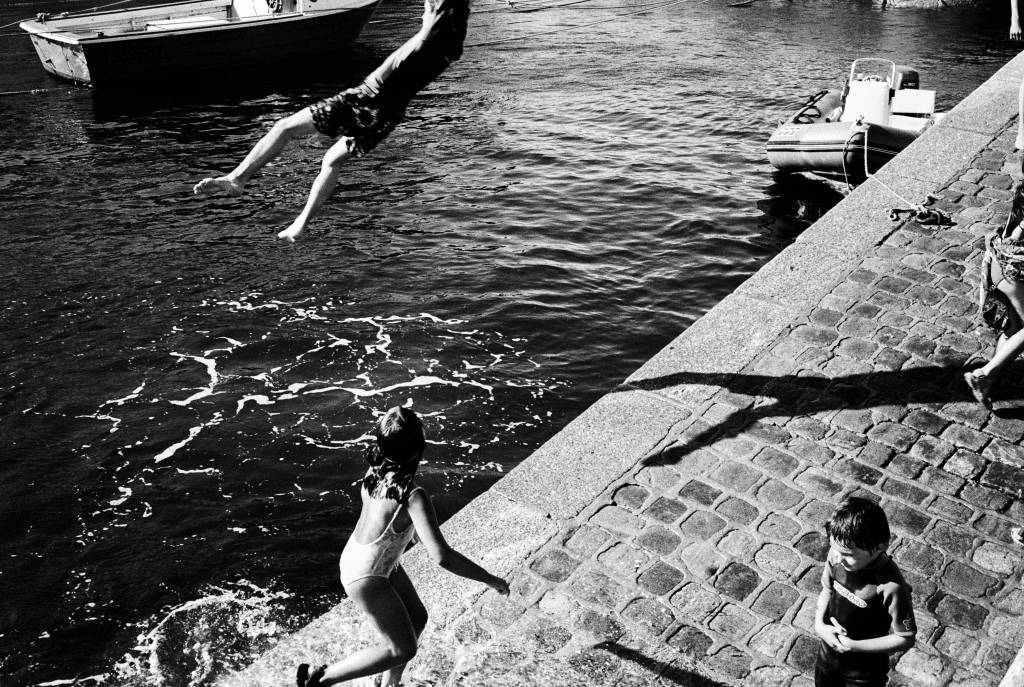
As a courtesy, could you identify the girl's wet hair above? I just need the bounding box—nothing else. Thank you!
[362,407,425,502]
[825,496,890,551]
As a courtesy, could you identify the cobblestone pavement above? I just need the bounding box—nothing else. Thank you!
[407,125,1024,687]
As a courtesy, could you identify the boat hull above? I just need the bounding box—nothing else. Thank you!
[22,3,378,87]
[767,120,918,184]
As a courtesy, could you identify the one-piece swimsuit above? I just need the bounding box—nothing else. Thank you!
[338,486,423,589]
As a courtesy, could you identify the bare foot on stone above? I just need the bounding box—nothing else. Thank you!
[193,176,243,196]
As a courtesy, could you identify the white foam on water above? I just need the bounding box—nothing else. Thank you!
[111,579,294,687]
[153,413,223,463]
[169,353,220,407]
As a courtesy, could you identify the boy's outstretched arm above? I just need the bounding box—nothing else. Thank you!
[408,489,509,594]
[836,633,915,654]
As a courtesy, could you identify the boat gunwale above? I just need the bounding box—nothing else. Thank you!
[19,0,377,43]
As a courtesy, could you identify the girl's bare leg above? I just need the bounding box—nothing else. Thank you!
[278,136,355,242]
[1017,75,1024,151]
[980,278,1024,377]
[379,567,428,687]
[315,577,419,686]
[194,109,318,197]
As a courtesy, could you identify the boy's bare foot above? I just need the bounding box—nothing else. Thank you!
[193,176,243,196]
[963,370,993,409]
[277,220,305,243]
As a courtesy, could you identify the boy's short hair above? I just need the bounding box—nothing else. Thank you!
[825,496,890,551]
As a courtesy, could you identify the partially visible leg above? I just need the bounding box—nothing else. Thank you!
[979,278,1024,377]
[315,577,419,686]
[1017,74,1024,152]
[277,136,355,242]
[379,567,428,687]
[194,108,318,197]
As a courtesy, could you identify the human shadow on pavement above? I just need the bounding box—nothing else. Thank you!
[599,641,726,687]
[626,364,1023,466]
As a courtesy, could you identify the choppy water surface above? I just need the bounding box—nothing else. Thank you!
[0,0,1017,683]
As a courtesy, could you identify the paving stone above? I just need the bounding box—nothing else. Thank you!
[756,479,804,510]
[678,480,722,507]
[939,401,990,430]
[794,532,829,562]
[919,466,966,497]
[786,633,819,673]
[718,529,756,559]
[748,450,796,483]
[750,623,797,661]
[567,567,632,610]
[614,484,651,511]
[867,422,920,452]
[565,646,622,684]
[981,461,1024,497]
[940,560,998,598]
[833,408,874,434]
[934,626,980,663]
[592,506,643,535]
[885,501,932,535]
[909,435,957,466]
[621,596,675,637]
[566,524,613,557]
[974,640,1018,674]
[972,541,1022,574]
[637,561,686,597]
[943,449,987,479]
[896,540,945,577]
[793,469,844,497]
[713,562,762,602]
[538,590,581,618]
[984,415,1024,443]
[479,595,528,628]
[831,458,882,486]
[708,603,758,641]
[665,624,714,661]
[786,438,835,466]
[680,541,727,581]
[716,497,760,526]
[960,482,1012,511]
[750,581,801,621]
[988,613,1024,646]
[894,649,946,684]
[708,460,764,493]
[932,594,988,630]
[757,513,801,542]
[825,429,867,452]
[668,582,722,624]
[797,500,833,529]
[994,588,1024,615]
[857,440,894,467]
[754,542,803,580]
[940,423,990,452]
[926,520,977,556]
[573,609,626,641]
[635,464,682,491]
[643,497,689,525]
[530,548,582,583]
[707,645,753,680]
[679,510,727,543]
[787,416,830,440]
[880,477,929,504]
[637,526,682,556]
[598,543,652,579]
[903,408,950,435]
[888,453,927,478]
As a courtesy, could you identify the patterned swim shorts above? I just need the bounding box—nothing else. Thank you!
[309,86,404,155]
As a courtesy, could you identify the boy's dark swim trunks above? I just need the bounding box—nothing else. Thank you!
[309,87,403,155]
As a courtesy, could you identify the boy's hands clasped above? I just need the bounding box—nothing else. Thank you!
[816,616,850,653]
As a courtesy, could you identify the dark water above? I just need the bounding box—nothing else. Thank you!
[0,0,1017,683]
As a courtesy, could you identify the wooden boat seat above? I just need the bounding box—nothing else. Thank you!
[146,15,231,30]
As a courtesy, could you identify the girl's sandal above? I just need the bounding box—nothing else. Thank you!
[963,371,993,409]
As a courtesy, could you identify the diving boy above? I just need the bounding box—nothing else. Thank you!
[193,0,469,242]
[814,497,916,687]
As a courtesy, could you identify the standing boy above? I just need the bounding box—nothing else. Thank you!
[193,0,469,242]
[814,497,916,687]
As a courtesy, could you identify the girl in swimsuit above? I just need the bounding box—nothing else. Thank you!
[964,220,1024,408]
[297,406,509,687]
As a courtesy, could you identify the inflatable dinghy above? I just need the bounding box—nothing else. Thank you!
[766,59,941,185]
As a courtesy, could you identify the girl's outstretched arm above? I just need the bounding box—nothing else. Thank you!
[407,489,509,594]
